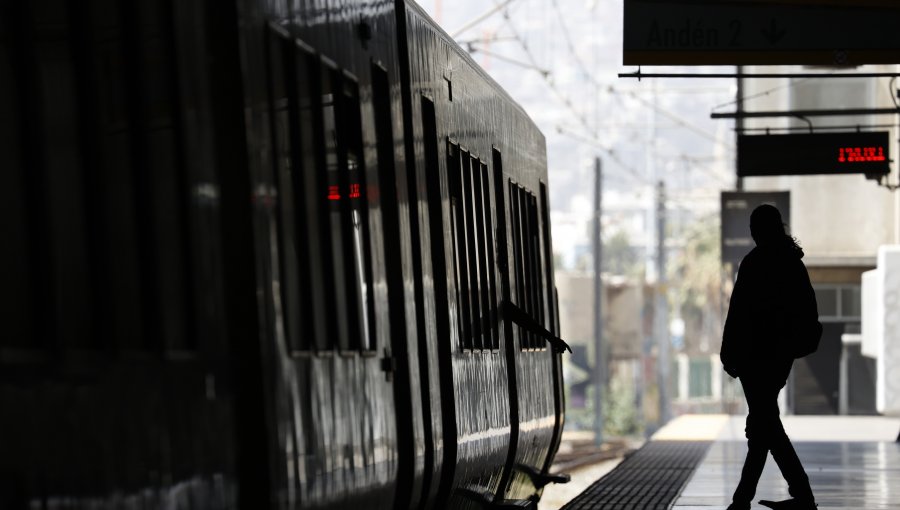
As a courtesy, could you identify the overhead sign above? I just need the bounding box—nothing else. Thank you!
[624,0,900,65]
[721,191,790,277]
[738,131,890,177]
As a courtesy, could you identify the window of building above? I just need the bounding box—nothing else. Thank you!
[814,284,861,321]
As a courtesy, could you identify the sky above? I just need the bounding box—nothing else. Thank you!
[414,0,738,264]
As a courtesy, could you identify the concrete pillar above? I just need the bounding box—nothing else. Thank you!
[711,354,722,400]
[677,353,689,402]
[877,246,900,415]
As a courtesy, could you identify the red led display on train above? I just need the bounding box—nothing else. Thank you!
[327,183,362,200]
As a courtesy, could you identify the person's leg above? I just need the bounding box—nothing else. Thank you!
[767,409,814,502]
[747,371,816,508]
[731,376,771,507]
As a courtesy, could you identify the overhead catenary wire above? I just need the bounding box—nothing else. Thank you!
[712,75,819,112]
[609,84,734,150]
[467,45,550,75]
[545,0,733,151]
[450,0,519,38]
[555,125,650,186]
[461,0,733,187]
[463,0,732,154]
[889,77,900,108]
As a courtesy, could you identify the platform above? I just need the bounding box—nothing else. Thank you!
[558,415,900,510]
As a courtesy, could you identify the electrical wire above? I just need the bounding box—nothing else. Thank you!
[451,0,519,38]
[464,0,733,156]
[465,0,734,187]
[547,0,732,151]
[711,74,823,112]
[467,45,550,75]
[555,125,650,185]
[889,77,900,108]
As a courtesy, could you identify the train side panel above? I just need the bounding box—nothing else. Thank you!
[0,0,564,507]
[235,0,437,507]
[399,2,563,505]
[0,0,246,506]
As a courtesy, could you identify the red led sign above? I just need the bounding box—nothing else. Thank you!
[738,131,890,177]
[327,183,363,201]
[327,185,341,201]
[838,146,886,163]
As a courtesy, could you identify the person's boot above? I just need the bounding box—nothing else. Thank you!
[758,498,817,509]
[726,503,750,510]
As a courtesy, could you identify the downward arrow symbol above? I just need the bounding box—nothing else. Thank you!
[760,19,786,45]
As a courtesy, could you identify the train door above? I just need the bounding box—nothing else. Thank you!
[538,182,566,479]
[442,137,511,503]
[419,96,458,505]
[373,61,432,509]
[494,163,560,501]
[263,27,396,509]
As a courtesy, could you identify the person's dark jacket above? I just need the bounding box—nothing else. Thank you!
[720,242,818,382]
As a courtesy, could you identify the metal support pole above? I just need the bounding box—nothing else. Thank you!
[593,156,605,447]
[656,180,671,426]
[736,66,744,192]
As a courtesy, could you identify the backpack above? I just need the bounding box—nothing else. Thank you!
[785,255,822,359]
[790,315,822,358]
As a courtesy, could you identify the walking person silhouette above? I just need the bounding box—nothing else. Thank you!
[720,204,819,510]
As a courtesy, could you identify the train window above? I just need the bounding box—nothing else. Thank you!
[491,149,507,350]
[0,29,33,350]
[140,2,194,354]
[509,181,546,350]
[296,46,329,353]
[539,182,556,334]
[267,26,310,353]
[41,32,95,351]
[509,182,525,346]
[472,160,492,350]
[445,143,500,351]
[529,193,547,349]
[312,58,375,353]
[447,143,473,349]
[478,161,499,350]
[314,61,349,352]
[93,28,146,353]
[335,75,376,352]
[520,187,534,348]
[461,152,484,350]
[528,194,544,338]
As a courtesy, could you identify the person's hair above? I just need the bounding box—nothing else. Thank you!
[749,204,803,257]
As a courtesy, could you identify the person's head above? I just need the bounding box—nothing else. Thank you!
[749,204,785,246]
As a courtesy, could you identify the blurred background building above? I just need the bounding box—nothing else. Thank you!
[416,0,900,444]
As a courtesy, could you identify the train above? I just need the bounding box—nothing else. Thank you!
[0,0,567,508]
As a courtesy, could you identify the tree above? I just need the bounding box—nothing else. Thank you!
[603,230,640,276]
[669,214,725,354]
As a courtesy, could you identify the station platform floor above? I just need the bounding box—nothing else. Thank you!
[556,414,900,510]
